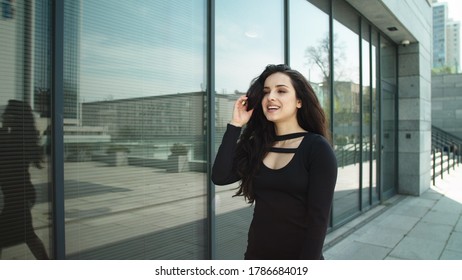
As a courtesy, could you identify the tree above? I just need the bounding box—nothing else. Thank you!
[304,33,348,119]
[304,33,346,87]
[432,65,456,75]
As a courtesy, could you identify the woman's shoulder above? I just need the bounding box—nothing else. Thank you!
[302,132,331,147]
[300,133,337,168]
[300,133,335,156]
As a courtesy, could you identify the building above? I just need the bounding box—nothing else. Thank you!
[446,19,461,72]
[432,73,462,138]
[432,2,448,68]
[0,0,432,260]
[432,1,461,72]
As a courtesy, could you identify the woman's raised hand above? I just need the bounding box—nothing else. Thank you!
[230,96,254,127]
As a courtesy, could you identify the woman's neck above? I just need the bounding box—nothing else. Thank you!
[273,123,306,136]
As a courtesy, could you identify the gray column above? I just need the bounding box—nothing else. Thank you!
[397,42,432,195]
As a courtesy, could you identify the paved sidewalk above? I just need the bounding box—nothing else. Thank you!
[323,166,462,260]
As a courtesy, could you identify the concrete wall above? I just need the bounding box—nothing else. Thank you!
[385,0,433,195]
[432,74,462,139]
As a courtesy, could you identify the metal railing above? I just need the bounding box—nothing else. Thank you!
[335,141,373,169]
[431,126,462,185]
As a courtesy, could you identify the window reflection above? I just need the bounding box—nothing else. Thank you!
[0,0,52,259]
[361,22,372,208]
[290,0,330,115]
[215,0,284,94]
[371,30,379,204]
[332,1,361,223]
[64,0,207,259]
[0,101,50,259]
[215,0,284,260]
[0,0,399,259]
[380,37,397,198]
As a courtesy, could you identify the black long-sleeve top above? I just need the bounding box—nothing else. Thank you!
[212,124,337,259]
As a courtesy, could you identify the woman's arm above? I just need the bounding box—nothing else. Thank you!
[211,124,242,185]
[300,135,338,259]
[212,96,253,185]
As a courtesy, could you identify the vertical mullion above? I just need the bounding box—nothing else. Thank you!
[329,0,334,140]
[52,0,66,260]
[328,0,334,227]
[358,17,363,212]
[377,34,382,202]
[206,0,216,260]
[368,27,373,206]
[284,0,290,65]
[394,45,399,194]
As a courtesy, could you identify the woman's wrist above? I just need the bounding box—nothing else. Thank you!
[229,121,243,127]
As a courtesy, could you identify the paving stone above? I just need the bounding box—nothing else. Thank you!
[432,197,462,215]
[422,209,460,226]
[324,240,390,260]
[353,225,405,248]
[454,217,462,232]
[388,203,430,218]
[406,221,453,242]
[389,237,445,260]
[445,231,462,253]
[440,249,462,260]
[374,213,420,232]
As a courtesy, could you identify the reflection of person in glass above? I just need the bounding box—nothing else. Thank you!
[0,100,49,259]
[212,64,337,259]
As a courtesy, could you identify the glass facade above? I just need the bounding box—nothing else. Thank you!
[0,0,398,259]
[215,0,284,260]
[290,0,330,114]
[332,0,361,223]
[1,0,52,259]
[63,0,208,259]
[380,35,397,199]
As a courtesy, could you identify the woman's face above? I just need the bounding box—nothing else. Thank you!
[261,72,301,125]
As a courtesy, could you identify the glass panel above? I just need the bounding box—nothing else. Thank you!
[332,1,361,223]
[380,36,397,198]
[215,0,283,260]
[361,22,371,209]
[64,0,207,259]
[371,30,379,204]
[290,0,330,117]
[0,0,52,259]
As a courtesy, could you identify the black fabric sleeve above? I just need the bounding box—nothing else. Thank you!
[300,135,338,259]
[211,124,242,185]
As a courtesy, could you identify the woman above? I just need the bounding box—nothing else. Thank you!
[0,100,49,259]
[212,64,337,260]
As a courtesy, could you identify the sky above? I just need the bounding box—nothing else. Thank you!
[77,1,462,102]
[441,0,462,21]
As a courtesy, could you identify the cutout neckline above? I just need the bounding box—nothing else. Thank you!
[263,133,309,170]
[274,132,308,141]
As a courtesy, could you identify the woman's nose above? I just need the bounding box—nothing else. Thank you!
[266,90,276,100]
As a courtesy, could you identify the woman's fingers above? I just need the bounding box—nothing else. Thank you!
[236,96,249,110]
[231,96,253,127]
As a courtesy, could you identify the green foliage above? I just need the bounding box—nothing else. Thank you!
[432,66,456,75]
[170,143,189,156]
[106,144,130,154]
[335,135,348,146]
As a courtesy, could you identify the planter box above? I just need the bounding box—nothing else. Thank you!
[166,155,189,173]
[108,151,128,166]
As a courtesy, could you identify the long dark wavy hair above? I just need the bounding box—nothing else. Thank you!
[234,64,330,203]
[1,99,44,169]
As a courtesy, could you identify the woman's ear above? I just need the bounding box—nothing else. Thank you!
[297,99,302,108]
